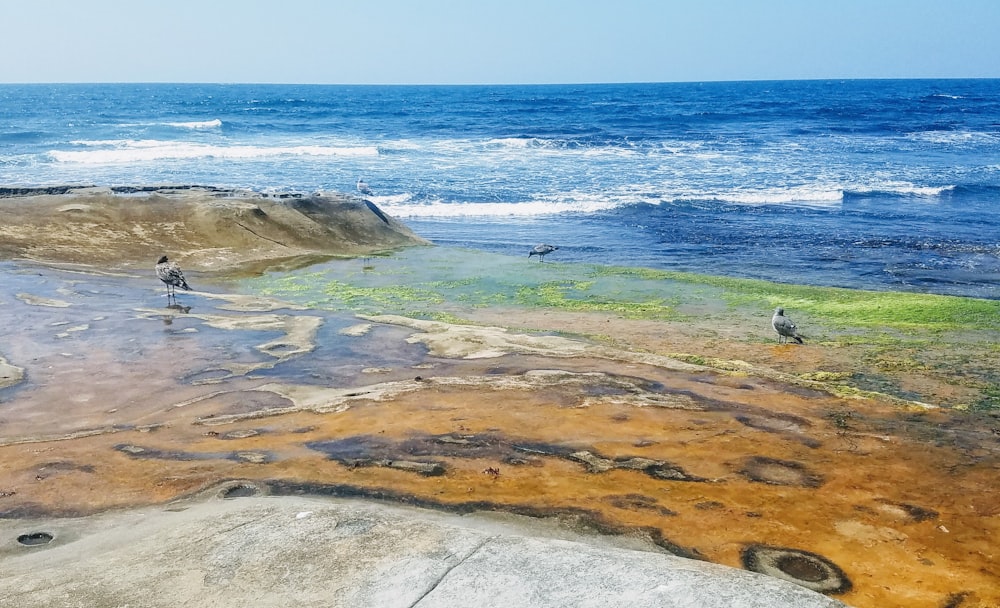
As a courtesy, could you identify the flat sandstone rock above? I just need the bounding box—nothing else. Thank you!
[0,186,429,271]
[0,493,845,608]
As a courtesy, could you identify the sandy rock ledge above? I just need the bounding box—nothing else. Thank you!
[0,185,429,271]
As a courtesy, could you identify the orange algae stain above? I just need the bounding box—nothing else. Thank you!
[0,359,997,608]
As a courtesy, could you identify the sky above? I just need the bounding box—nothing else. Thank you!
[2,0,999,84]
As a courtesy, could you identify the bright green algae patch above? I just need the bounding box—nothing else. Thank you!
[245,248,689,320]
[591,265,1000,332]
[241,246,1000,410]
[244,246,1000,332]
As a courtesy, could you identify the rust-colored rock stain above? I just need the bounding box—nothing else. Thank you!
[1,274,997,608]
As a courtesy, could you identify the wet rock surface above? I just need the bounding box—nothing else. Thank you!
[0,259,997,608]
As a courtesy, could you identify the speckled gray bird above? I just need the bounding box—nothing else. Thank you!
[156,255,191,300]
[772,307,804,344]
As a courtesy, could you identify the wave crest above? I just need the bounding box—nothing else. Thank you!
[166,119,223,129]
[380,196,627,218]
[49,140,378,164]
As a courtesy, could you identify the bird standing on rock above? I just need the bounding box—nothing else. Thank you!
[528,243,558,261]
[156,255,191,301]
[772,307,804,344]
[356,179,373,196]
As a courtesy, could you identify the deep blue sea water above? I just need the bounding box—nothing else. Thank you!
[2,80,1000,297]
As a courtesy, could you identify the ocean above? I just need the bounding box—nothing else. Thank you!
[2,80,999,298]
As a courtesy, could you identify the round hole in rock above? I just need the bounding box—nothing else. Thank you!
[221,484,260,499]
[775,554,828,582]
[17,532,54,546]
[740,544,851,595]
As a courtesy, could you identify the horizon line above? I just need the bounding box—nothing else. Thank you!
[2,76,999,87]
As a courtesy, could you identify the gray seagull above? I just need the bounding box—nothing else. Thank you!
[156,255,191,300]
[528,243,558,261]
[356,178,373,196]
[771,307,804,344]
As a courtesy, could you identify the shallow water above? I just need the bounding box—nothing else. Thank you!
[1,253,998,608]
[4,80,1000,298]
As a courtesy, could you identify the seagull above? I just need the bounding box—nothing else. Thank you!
[528,243,558,262]
[771,307,804,344]
[155,255,191,300]
[356,178,373,196]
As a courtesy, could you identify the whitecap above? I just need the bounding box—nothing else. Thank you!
[379,195,630,218]
[906,130,999,146]
[48,140,378,164]
[851,182,956,197]
[165,119,223,129]
[678,186,844,206]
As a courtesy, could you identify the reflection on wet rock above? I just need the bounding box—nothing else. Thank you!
[136,307,323,381]
[16,293,71,308]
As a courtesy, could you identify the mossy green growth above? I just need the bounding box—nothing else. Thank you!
[246,249,1000,335]
[515,280,680,319]
[970,384,1000,411]
[799,371,853,383]
[256,273,444,315]
[592,265,1000,331]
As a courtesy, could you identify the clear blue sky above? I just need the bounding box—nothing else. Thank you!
[3,0,998,84]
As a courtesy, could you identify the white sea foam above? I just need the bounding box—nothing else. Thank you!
[906,130,999,146]
[680,186,845,206]
[852,182,956,197]
[367,193,414,206]
[380,195,628,218]
[165,119,223,129]
[486,137,537,148]
[114,119,222,129]
[49,140,378,164]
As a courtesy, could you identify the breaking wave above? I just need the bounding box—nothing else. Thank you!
[49,140,378,163]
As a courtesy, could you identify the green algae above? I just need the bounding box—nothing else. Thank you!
[245,247,1000,343]
[244,247,1000,338]
[591,264,1000,332]
[240,246,1000,409]
[514,280,681,319]
[971,385,1000,411]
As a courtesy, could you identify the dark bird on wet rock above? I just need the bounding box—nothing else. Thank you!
[156,255,191,300]
[528,243,558,261]
[356,178,373,196]
[772,306,804,344]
